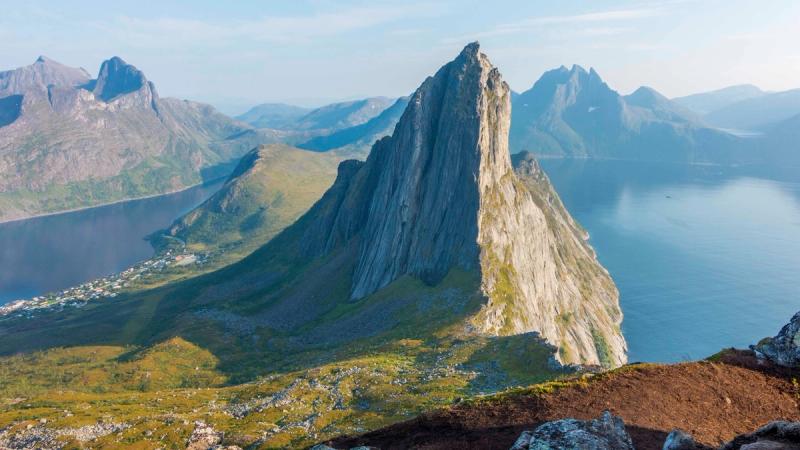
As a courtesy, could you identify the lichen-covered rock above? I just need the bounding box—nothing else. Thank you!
[751,311,800,367]
[186,420,241,450]
[510,411,634,450]
[721,421,800,449]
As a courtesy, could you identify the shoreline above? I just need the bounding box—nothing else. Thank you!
[0,177,227,225]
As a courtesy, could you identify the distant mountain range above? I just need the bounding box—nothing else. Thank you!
[701,89,800,131]
[508,65,745,164]
[0,56,278,222]
[234,103,312,129]
[674,84,800,133]
[672,84,766,115]
[298,96,410,157]
[237,97,395,132]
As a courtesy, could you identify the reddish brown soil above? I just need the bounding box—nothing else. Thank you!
[329,350,800,450]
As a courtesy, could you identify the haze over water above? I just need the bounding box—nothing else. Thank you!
[541,159,800,363]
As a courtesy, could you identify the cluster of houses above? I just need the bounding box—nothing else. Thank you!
[0,250,208,319]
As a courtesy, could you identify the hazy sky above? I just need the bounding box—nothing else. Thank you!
[2,0,799,114]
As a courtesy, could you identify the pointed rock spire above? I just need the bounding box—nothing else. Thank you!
[291,43,626,367]
[93,56,151,101]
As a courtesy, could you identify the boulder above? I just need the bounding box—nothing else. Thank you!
[510,411,633,450]
[721,421,800,449]
[663,429,712,450]
[751,311,800,367]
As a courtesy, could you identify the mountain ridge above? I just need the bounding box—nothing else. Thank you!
[508,64,746,164]
[673,84,766,115]
[0,56,275,222]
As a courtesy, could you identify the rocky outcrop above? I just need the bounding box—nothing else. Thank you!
[663,429,710,450]
[510,411,634,450]
[0,56,276,222]
[661,422,800,450]
[721,421,800,450]
[91,56,150,101]
[751,311,800,367]
[186,420,242,450]
[289,42,625,367]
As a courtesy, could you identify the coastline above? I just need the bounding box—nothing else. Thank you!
[0,177,227,225]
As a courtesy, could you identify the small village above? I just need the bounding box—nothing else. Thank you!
[0,250,208,319]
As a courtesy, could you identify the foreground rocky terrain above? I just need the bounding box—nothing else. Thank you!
[325,349,799,450]
[324,311,800,450]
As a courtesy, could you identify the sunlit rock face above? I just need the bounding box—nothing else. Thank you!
[299,43,626,367]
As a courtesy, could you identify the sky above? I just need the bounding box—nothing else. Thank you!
[2,0,799,115]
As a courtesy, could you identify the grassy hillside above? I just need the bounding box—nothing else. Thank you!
[151,144,342,268]
[0,267,564,448]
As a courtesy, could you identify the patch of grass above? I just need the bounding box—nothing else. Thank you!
[591,329,613,368]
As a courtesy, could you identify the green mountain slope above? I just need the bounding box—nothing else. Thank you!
[152,143,342,266]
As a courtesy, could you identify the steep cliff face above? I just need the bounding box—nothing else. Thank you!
[351,43,494,297]
[501,152,625,366]
[92,56,151,102]
[0,56,276,222]
[289,43,626,367]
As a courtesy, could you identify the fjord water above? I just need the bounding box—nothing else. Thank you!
[541,159,800,363]
[0,180,223,304]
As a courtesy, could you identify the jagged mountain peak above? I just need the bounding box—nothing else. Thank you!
[570,64,587,74]
[625,85,669,105]
[347,40,510,297]
[92,56,152,101]
[0,56,91,97]
[288,42,625,366]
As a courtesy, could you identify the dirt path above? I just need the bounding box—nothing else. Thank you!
[328,351,800,450]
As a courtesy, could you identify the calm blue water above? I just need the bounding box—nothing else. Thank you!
[0,181,223,304]
[540,159,800,363]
